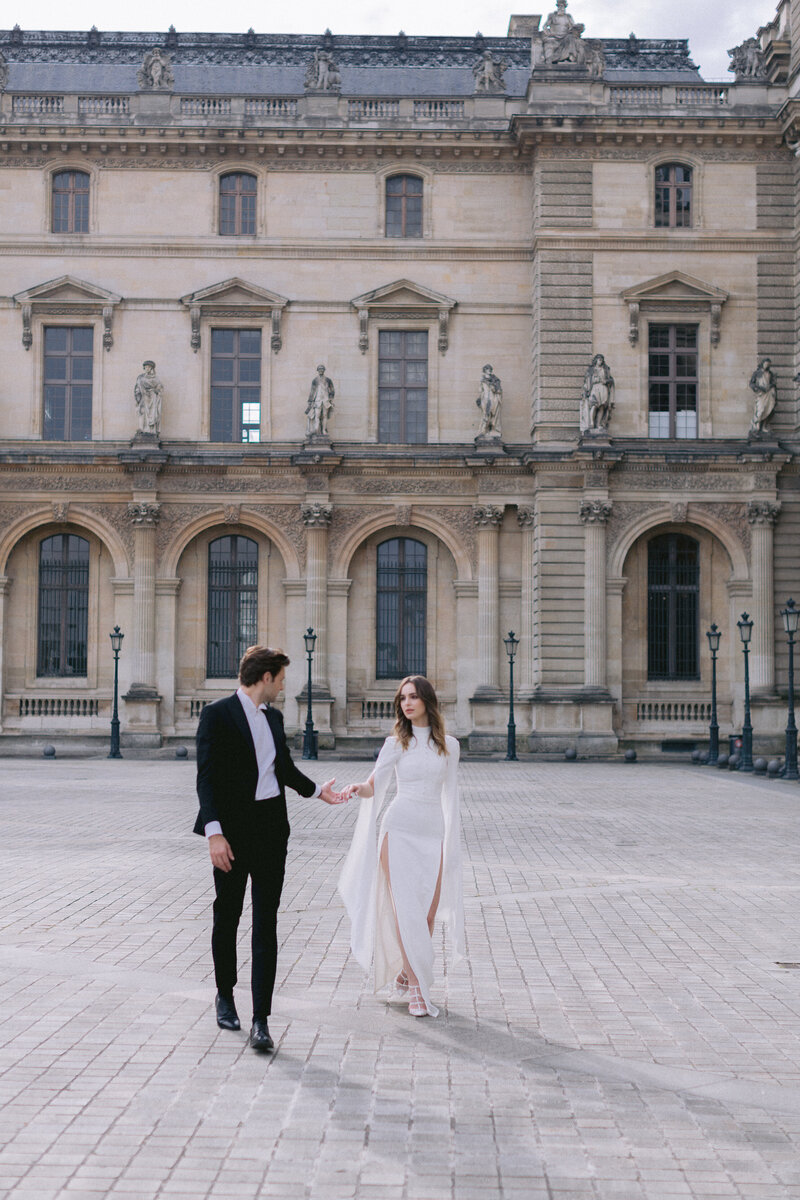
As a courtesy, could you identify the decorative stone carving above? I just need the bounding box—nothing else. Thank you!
[189,307,201,353]
[52,502,69,523]
[137,48,174,91]
[541,0,586,66]
[0,53,8,92]
[223,505,240,524]
[21,305,32,351]
[305,366,335,439]
[517,506,535,528]
[472,50,506,92]
[394,505,412,528]
[748,359,777,435]
[580,354,614,435]
[579,499,612,525]
[301,502,333,528]
[127,502,161,526]
[473,504,504,527]
[727,37,766,79]
[475,365,503,440]
[671,502,688,523]
[304,48,341,92]
[134,361,163,439]
[747,500,781,526]
[417,505,477,572]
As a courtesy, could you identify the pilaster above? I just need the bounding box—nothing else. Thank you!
[471,504,504,698]
[579,499,613,692]
[301,502,332,696]
[747,500,781,694]
[122,501,161,745]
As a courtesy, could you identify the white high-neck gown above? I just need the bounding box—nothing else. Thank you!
[338,728,464,1016]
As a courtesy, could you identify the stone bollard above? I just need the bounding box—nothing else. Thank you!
[43,744,56,758]
[564,747,577,761]
[175,746,188,759]
[624,749,637,763]
[716,753,729,768]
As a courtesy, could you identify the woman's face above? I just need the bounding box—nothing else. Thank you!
[399,683,427,725]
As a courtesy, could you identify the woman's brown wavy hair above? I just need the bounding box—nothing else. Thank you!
[392,675,448,756]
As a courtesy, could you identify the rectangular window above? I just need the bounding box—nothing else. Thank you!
[52,170,90,234]
[648,324,698,439]
[37,534,90,677]
[385,175,423,238]
[378,330,428,444]
[210,328,262,442]
[43,326,93,441]
[376,538,427,679]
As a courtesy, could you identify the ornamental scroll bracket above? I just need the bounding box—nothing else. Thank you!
[351,279,457,357]
[180,278,289,356]
[13,275,122,353]
[621,271,729,350]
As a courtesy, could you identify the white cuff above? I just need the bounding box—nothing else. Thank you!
[205,821,223,838]
[313,784,322,799]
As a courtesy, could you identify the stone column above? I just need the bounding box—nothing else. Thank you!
[473,505,504,696]
[747,500,780,694]
[579,499,612,691]
[517,506,536,694]
[301,502,332,693]
[126,501,160,696]
[0,577,11,732]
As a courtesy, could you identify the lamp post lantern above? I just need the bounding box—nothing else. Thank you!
[503,630,519,762]
[706,623,722,765]
[302,627,318,761]
[108,625,124,759]
[781,598,799,781]
[737,612,754,772]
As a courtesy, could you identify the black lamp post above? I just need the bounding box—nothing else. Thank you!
[503,630,519,762]
[737,612,754,772]
[706,622,722,765]
[302,627,318,761]
[108,625,124,759]
[781,598,799,781]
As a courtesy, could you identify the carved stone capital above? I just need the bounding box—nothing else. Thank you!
[127,501,161,527]
[473,504,504,528]
[580,499,613,525]
[517,505,535,529]
[301,502,333,528]
[747,500,781,527]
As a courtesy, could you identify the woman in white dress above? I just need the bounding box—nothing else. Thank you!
[338,676,464,1017]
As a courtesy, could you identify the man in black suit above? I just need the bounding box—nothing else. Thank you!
[195,644,344,1051]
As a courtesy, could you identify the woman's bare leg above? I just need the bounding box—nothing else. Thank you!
[380,834,419,987]
[427,849,444,935]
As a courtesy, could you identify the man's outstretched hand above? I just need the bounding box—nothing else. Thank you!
[208,834,235,872]
[319,778,347,805]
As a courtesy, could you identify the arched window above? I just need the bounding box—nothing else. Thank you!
[647,533,699,680]
[654,163,692,228]
[207,535,258,678]
[37,534,90,677]
[385,174,423,238]
[376,538,427,678]
[52,170,90,233]
[219,173,257,236]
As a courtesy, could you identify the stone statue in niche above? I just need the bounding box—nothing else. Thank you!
[580,354,615,435]
[475,364,503,439]
[137,48,174,91]
[472,50,506,92]
[305,365,335,438]
[748,358,777,435]
[134,360,164,438]
[727,37,766,79]
[542,0,586,66]
[304,48,341,92]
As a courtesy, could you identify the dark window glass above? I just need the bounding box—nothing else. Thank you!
[43,326,93,440]
[385,175,423,238]
[378,330,428,444]
[376,538,427,679]
[210,328,261,442]
[219,173,257,236]
[52,170,90,233]
[37,534,90,677]
[207,536,259,678]
[654,163,692,228]
[648,324,698,439]
[647,533,699,681]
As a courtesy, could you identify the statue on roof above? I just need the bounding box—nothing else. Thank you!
[727,37,766,79]
[305,48,341,92]
[137,48,174,91]
[542,0,586,66]
[472,50,506,93]
[0,52,7,93]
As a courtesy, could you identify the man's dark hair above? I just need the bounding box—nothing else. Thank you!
[238,645,290,687]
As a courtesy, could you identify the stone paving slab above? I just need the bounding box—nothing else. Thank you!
[1,758,800,1199]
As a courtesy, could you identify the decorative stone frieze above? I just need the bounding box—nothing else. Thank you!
[579,499,612,524]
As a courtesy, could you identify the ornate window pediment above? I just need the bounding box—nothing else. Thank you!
[13,275,122,350]
[621,271,728,347]
[180,277,289,353]
[351,278,457,354]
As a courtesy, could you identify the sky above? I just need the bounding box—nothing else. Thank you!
[6,0,775,81]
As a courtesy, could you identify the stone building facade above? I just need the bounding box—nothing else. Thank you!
[0,2,799,753]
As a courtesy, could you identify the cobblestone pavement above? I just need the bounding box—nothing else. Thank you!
[2,758,800,1200]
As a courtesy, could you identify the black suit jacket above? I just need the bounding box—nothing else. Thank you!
[194,693,317,840]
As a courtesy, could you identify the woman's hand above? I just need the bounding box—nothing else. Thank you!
[342,779,374,800]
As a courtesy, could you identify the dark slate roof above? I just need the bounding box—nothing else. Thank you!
[0,29,703,96]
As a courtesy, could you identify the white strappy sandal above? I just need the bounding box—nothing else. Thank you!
[407,985,427,1017]
[395,971,409,996]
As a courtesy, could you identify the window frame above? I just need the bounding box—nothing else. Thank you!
[654,162,693,229]
[375,165,433,238]
[209,326,264,444]
[42,325,94,442]
[218,172,258,237]
[375,536,428,680]
[385,173,424,239]
[50,169,91,234]
[377,328,430,445]
[647,322,699,440]
[36,533,91,679]
[206,534,259,679]
[646,532,700,682]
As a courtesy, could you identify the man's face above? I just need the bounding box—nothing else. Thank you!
[261,667,286,704]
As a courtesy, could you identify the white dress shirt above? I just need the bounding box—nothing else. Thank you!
[205,687,320,838]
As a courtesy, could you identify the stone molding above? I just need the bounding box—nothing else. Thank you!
[747,500,781,525]
[579,499,612,524]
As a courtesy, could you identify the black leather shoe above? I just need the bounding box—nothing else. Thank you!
[215,993,240,1031]
[249,1019,274,1052]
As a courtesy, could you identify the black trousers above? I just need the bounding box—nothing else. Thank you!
[211,799,289,1021]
